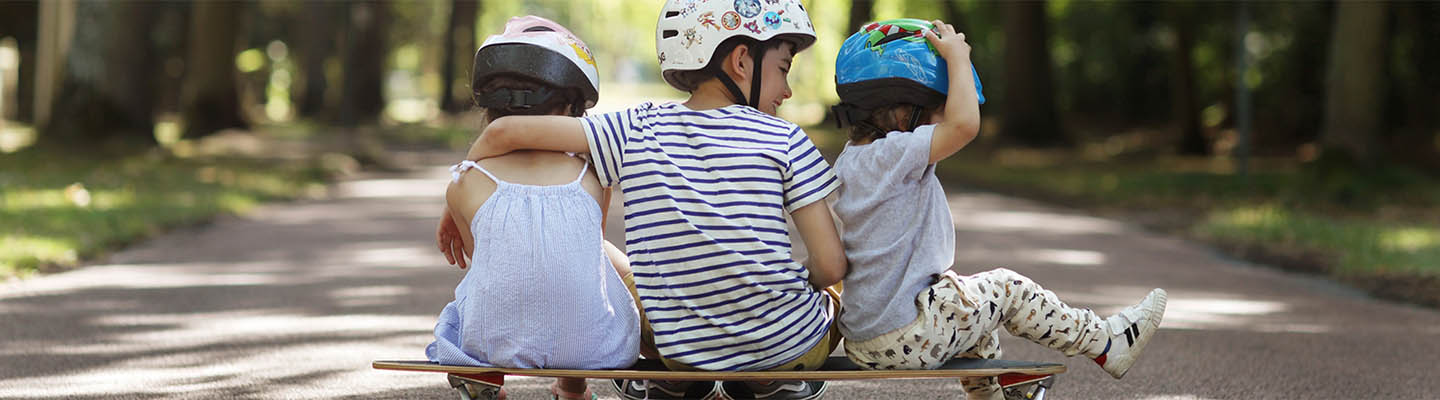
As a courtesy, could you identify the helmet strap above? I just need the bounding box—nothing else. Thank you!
[747,46,765,108]
[476,88,556,112]
[713,42,766,109]
[715,72,749,107]
[905,105,924,132]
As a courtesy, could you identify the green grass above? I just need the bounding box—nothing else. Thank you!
[929,151,1440,277]
[1199,205,1440,275]
[0,148,329,279]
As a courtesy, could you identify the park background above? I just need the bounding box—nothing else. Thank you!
[1,0,1436,309]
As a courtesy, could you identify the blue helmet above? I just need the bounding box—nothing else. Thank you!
[833,19,984,129]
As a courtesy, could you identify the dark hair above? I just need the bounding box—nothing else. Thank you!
[472,75,584,120]
[846,103,934,143]
[669,37,796,92]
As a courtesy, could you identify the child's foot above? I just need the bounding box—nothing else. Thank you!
[1090,288,1167,379]
[719,380,827,400]
[612,379,719,400]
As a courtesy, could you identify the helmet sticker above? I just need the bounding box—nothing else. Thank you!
[680,0,699,17]
[743,20,763,34]
[699,11,721,30]
[683,28,702,49]
[763,11,782,30]
[570,41,597,67]
[861,20,933,56]
[721,11,742,30]
[734,0,762,18]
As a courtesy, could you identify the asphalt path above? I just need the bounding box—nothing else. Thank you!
[3,150,1437,399]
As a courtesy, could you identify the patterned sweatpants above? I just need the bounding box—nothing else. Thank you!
[845,268,1108,400]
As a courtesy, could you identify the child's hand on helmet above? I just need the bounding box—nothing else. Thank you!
[923,20,971,62]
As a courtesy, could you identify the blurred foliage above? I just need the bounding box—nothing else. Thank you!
[0,148,330,278]
[929,149,1440,277]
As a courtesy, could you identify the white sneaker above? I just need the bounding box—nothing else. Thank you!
[1091,288,1167,379]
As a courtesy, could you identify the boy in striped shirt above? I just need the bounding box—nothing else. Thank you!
[458,1,845,399]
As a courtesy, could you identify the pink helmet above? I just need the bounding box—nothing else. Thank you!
[472,16,600,113]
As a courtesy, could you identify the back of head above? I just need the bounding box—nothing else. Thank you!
[655,0,816,94]
[833,19,984,142]
[472,16,600,119]
[833,19,948,141]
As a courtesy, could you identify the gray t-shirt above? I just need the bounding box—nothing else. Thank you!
[832,125,956,342]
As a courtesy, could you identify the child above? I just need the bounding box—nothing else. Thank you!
[456,1,846,399]
[828,19,1168,400]
[428,16,639,400]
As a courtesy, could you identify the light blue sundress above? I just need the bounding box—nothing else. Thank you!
[426,159,639,369]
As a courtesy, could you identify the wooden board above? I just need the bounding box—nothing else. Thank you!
[374,356,1065,381]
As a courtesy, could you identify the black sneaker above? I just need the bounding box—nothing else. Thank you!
[611,379,720,400]
[719,380,827,400]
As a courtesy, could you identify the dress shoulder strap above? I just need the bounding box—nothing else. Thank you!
[449,160,504,184]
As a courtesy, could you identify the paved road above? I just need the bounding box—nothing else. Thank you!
[3,151,1437,399]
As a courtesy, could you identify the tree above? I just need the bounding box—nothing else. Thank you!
[337,1,389,127]
[1171,3,1206,156]
[440,0,478,113]
[847,0,875,33]
[181,1,247,138]
[0,0,39,123]
[1318,1,1388,165]
[39,1,160,147]
[1000,0,1066,147]
[296,2,341,119]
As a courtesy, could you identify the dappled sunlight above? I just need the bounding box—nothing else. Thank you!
[1380,228,1440,252]
[334,178,447,199]
[5,326,439,398]
[341,243,441,269]
[956,248,1107,267]
[952,210,1129,235]
[1151,297,1333,334]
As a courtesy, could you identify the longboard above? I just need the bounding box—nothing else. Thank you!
[374,356,1064,381]
[375,356,1063,399]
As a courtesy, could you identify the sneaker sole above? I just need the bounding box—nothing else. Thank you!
[716,380,826,400]
[1108,288,1167,379]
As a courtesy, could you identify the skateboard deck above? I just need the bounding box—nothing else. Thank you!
[373,355,1064,381]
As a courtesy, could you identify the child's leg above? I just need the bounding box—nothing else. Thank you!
[552,378,592,400]
[954,332,1003,400]
[955,268,1103,356]
[845,274,989,370]
[958,268,1167,379]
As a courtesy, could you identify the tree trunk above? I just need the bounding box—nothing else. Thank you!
[935,0,963,30]
[847,0,875,33]
[0,0,39,123]
[1319,1,1388,165]
[39,0,159,147]
[181,1,247,138]
[338,1,388,127]
[440,0,478,113]
[1000,0,1066,148]
[1172,3,1207,156]
[296,2,340,119]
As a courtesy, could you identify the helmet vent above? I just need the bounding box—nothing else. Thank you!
[665,11,680,18]
[523,26,555,32]
[662,30,679,39]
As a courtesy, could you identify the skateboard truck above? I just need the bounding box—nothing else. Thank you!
[447,373,505,400]
[1000,373,1055,400]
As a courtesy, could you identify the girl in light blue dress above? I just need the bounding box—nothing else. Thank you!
[428,16,639,400]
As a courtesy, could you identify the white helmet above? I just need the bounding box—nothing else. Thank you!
[473,16,600,112]
[656,0,817,93]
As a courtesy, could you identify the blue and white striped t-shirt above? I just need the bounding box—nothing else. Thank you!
[582,102,840,371]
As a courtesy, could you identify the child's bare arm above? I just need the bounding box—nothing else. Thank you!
[466,115,590,161]
[791,201,847,289]
[436,207,468,269]
[923,21,981,164]
[443,183,477,269]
